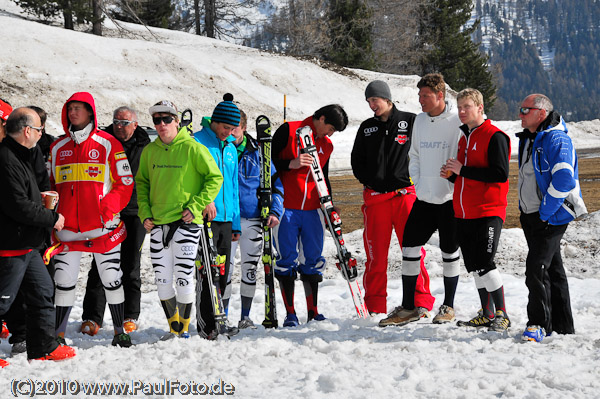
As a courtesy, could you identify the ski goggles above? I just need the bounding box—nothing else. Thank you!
[113,119,135,127]
[152,115,175,125]
[519,107,542,115]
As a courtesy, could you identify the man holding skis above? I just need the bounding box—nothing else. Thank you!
[194,93,241,338]
[272,104,348,327]
[136,100,223,339]
[224,110,284,329]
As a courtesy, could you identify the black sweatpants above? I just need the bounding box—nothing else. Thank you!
[0,251,58,359]
[520,212,573,335]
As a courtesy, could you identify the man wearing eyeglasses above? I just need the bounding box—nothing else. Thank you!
[517,94,587,343]
[80,106,151,337]
[0,107,76,366]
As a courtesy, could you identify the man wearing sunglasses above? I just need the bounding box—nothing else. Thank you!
[517,94,587,343]
[80,106,151,337]
[137,100,223,340]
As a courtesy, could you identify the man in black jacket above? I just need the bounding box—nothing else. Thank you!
[0,107,75,366]
[80,106,150,335]
[351,80,435,320]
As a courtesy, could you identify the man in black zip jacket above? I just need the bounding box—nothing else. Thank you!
[0,107,75,366]
[80,106,150,336]
[351,80,435,319]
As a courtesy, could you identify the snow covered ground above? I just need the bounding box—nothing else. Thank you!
[1,2,600,397]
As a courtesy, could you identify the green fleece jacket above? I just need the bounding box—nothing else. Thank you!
[136,130,223,225]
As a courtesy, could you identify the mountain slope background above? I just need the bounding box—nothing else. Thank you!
[471,0,600,120]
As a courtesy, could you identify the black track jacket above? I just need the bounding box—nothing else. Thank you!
[351,106,416,193]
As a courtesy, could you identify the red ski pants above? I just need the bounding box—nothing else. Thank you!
[361,187,435,314]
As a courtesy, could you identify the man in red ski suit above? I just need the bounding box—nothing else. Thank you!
[48,92,134,347]
[351,80,435,317]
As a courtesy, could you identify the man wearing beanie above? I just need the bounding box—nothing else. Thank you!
[351,80,435,319]
[194,93,241,339]
[272,104,348,327]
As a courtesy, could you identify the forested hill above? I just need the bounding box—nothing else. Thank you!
[472,0,600,121]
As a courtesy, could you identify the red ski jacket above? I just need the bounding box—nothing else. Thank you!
[273,117,333,210]
[49,92,133,233]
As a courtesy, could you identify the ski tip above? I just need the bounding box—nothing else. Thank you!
[256,115,270,125]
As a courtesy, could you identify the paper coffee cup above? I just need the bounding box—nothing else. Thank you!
[41,191,59,210]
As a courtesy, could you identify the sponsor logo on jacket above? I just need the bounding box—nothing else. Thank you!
[395,134,408,145]
[397,121,409,132]
[363,126,378,136]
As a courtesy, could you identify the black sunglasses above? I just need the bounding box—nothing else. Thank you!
[152,115,175,125]
[519,107,542,115]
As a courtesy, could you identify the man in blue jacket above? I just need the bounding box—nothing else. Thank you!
[224,110,284,329]
[517,93,587,342]
[194,93,241,339]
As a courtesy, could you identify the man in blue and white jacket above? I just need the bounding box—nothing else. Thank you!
[517,93,587,343]
[224,111,284,329]
[194,93,241,339]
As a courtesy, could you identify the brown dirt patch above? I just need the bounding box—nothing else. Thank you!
[331,152,600,232]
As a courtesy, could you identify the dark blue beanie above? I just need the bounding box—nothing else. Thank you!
[211,93,240,127]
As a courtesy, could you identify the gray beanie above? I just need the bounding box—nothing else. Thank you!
[365,80,392,101]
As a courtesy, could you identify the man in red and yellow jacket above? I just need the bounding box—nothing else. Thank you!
[48,92,134,347]
[442,88,511,332]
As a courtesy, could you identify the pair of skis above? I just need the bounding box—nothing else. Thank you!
[296,126,369,319]
[195,116,279,333]
[256,115,279,328]
[195,218,236,338]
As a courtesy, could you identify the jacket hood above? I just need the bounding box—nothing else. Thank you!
[61,92,98,136]
[538,111,566,134]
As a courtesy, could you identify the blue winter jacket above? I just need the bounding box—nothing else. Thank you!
[517,112,587,225]
[237,133,284,220]
[194,117,241,232]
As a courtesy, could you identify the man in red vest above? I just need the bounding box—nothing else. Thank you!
[442,88,511,332]
[272,105,348,327]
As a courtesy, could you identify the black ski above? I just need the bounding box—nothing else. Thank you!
[296,126,369,318]
[256,115,278,328]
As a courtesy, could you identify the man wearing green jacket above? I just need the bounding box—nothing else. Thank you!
[136,100,223,339]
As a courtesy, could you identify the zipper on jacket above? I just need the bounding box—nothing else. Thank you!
[220,142,227,216]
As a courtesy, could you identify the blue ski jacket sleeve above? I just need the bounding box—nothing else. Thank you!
[237,135,284,220]
[194,124,241,233]
[520,112,587,225]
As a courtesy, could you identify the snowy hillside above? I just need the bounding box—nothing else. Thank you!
[1,4,600,398]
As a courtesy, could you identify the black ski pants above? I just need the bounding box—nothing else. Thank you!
[81,215,145,325]
[520,211,574,335]
[0,251,58,359]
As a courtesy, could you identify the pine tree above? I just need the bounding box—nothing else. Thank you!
[327,0,376,70]
[14,0,96,32]
[419,0,496,109]
[111,0,173,29]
